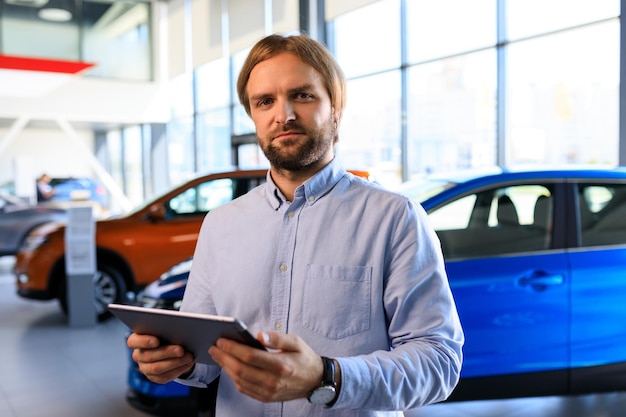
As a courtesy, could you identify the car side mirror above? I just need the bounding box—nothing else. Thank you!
[148,204,167,222]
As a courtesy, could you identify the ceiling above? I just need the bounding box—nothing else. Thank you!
[2,0,116,25]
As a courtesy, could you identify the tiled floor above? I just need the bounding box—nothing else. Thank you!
[0,256,149,417]
[1,255,625,417]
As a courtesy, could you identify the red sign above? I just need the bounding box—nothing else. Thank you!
[0,54,95,74]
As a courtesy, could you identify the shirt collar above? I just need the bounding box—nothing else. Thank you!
[264,158,346,210]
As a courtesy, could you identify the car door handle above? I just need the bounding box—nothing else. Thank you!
[518,271,564,291]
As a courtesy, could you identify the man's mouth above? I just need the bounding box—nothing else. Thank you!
[274,131,303,140]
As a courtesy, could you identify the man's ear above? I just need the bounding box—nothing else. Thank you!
[332,108,341,127]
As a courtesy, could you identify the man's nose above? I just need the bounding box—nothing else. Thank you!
[275,101,296,124]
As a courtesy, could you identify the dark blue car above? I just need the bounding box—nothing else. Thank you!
[125,167,626,414]
[125,258,219,417]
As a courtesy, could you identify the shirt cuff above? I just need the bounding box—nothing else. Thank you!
[174,364,208,388]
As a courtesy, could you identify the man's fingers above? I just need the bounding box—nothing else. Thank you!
[214,349,283,402]
[258,331,301,352]
[127,332,160,349]
[143,360,195,384]
[127,332,195,385]
[136,350,195,384]
[132,344,187,364]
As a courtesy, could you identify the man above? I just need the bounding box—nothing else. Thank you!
[128,33,464,416]
[36,173,55,202]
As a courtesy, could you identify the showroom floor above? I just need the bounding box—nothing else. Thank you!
[1,256,625,417]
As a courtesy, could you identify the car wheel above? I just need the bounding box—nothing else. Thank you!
[58,263,128,322]
[93,264,128,321]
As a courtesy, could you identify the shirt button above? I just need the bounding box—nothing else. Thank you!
[275,322,283,330]
[288,211,295,218]
[280,263,288,272]
[308,196,315,202]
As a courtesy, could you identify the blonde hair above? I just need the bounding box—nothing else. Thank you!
[236,33,346,118]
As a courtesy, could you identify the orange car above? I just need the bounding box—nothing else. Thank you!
[15,169,371,321]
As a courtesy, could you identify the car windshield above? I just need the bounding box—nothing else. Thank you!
[397,168,504,202]
[397,179,457,202]
[0,191,27,206]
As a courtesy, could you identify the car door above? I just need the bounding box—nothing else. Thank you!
[428,182,570,383]
[568,181,626,390]
[125,176,266,286]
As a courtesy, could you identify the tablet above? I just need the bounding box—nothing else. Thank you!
[108,303,266,365]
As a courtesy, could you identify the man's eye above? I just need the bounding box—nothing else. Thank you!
[296,93,312,100]
[258,99,272,107]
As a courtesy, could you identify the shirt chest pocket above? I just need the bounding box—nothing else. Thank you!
[301,264,372,339]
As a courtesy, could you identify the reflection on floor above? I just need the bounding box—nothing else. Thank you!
[406,391,626,417]
[1,256,625,417]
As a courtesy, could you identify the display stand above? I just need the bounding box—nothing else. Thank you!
[64,205,97,327]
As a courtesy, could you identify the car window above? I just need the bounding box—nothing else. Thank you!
[199,179,236,211]
[167,176,266,217]
[429,184,553,259]
[167,179,234,215]
[579,183,626,247]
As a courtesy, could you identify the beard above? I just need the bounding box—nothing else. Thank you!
[259,116,337,172]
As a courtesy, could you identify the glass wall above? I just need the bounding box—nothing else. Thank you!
[100,125,148,210]
[332,0,403,188]
[122,125,144,206]
[504,6,619,166]
[0,0,152,81]
[406,50,497,177]
[195,57,234,173]
[406,0,496,63]
[82,0,152,80]
[403,0,497,181]
[2,0,621,207]
[106,129,123,186]
[121,0,622,202]
[167,72,195,186]
[329,0,620,185]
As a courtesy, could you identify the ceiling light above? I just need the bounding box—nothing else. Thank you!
[38,0,73,22]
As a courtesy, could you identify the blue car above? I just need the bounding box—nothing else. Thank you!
[125,166,626,413]
[49,177,108,208]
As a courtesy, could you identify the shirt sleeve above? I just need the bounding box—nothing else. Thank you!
[332,199,464,410]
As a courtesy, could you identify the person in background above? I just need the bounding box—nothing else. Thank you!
[127,33,464,417]
[36,173,55,202]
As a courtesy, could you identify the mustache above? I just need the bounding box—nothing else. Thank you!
[270,123,306,138]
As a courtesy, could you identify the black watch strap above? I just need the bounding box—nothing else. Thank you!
[321,356,335,386]
[323,357,340,407]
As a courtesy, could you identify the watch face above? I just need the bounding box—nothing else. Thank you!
[309,385,336,405]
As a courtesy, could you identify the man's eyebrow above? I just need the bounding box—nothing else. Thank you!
[249,84,315,102]
[288,84,314,95]
[289,84,314,94]
[249,92,272,103]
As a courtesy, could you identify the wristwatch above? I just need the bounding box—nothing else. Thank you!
[307,356,337,406]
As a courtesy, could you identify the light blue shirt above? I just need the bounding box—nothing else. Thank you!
[179,159,464,416]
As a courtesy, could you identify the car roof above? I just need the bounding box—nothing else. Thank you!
[397,165,626,208]
[419,165,626,181]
